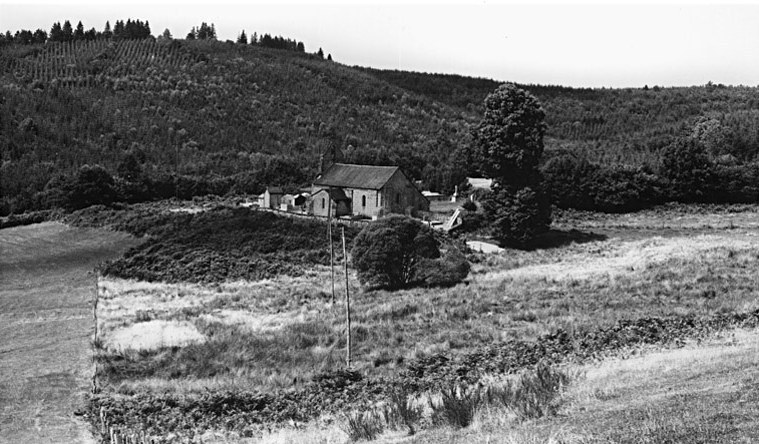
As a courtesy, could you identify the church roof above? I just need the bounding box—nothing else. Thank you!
[313,163,399,190]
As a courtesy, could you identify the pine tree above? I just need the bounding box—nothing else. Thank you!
[103,21,112,39]
[237,30,247,44]
[62,20,73,42]
[327,53,332,61]
[251,32,258,45]
[50,22,62,42]
[186,27,196,40]
[113,20,124,39]
[74,21,85,40]
[296,41,304,52]
[317,47,324,59]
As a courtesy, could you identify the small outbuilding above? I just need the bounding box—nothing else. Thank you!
[263,186,284,209]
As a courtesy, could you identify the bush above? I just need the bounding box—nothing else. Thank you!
[384,385,423,435]
[661,137,714,203]
[485,362,569,420]
[483,186,551,248]
[430,382,482,428]
[415,247,470,288]
[342,411,384,442]
[351,216,440,290]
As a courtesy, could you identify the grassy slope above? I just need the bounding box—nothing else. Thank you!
[88,204,759,440]
[400,329,759,444]
[0,222,137,444]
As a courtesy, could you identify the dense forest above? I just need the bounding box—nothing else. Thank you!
[1,24,758,216]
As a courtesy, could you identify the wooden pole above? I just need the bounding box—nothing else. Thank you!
[328,191,335,304]
[342,226,351,368]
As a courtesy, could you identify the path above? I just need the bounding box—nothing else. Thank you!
[0,223,137,444]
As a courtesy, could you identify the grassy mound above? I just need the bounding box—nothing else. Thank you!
[93,205,359,283]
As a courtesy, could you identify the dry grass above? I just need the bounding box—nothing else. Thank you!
[258,328,759,443]
[95,208,759,396]
[90,205,759,441]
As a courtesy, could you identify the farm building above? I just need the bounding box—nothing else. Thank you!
[262,187,284,209]
[312,163,429,218]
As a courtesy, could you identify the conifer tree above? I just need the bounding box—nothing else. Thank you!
[103,21,112,39]
[74,21,85,40]
[62,20,73,42]
[237,30,247,44]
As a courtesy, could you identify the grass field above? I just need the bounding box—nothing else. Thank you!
[0,222,137,444]
[87,204,759,442]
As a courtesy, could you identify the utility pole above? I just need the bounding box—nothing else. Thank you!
[327,190,335,304]
[342,226,351,368]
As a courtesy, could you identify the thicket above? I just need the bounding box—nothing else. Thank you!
[93,206,361,283]
[351,216,469,290]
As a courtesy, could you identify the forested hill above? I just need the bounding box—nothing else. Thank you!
[0,39,475,214]
[2,38,759,215]
[361,68,759,166]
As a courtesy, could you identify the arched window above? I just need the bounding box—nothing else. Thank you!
[321,198,325,209]
[361,195,366,207]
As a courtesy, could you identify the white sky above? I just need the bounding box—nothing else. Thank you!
[1,1,758,88]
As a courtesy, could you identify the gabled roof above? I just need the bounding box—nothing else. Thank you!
[314,163,399,190]
[266,186,284,194]
[314,187,350,201]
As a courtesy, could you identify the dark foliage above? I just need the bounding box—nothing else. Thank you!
[351,216,441,290]
[92,206,359,283]
[2,38,759,216]
[483,186,552,247]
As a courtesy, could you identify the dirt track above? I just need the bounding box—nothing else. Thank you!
[0,223,136,444]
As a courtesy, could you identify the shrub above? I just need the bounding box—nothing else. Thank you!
[351,216,440,290]
[384,385,423,435]
[430,382,482,428]
[485,362,570,420]
[415,246,470,288]
[661,137,714,203]
[342,411,384,442]
[483,186,551,248]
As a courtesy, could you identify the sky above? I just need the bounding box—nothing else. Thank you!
[1,1,758,88]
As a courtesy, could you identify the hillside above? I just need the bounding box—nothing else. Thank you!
[361,68,759,166]
[0,39,474,215]
[2,39,759,216]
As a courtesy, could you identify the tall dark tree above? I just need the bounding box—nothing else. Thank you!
[74,21,85,40]
[250,32,258,45]
[32,29,48,44]
[49,22,62,41]
[317,47,324,59]
[186,27,196,40]
[84,27,97,40]
[113,20,124,39]
[103,21,112,39]
[62,20,73,42]
[237,30,247,44]
[473,83,551,247]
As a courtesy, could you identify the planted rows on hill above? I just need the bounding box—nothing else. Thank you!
[1,39,472,215]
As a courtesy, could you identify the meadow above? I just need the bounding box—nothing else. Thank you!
[84,203,759,442]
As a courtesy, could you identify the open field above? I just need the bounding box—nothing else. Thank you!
[85,203,759,441]
[0,222,137,444]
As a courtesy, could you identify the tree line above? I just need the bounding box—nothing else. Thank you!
[1,19,152,45]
